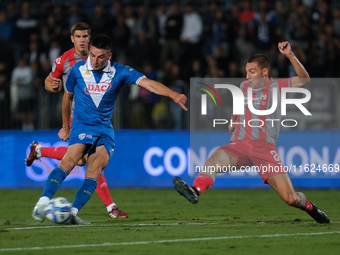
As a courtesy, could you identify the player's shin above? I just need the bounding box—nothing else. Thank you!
[95,174,114,207]
[41,167,67,199]
[41,146,67,160]
[72,178,98,215]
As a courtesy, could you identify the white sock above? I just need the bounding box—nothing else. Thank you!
[71,207,79,216]
[106,203,117,212]
[36,146,41,158]
[37,196,49,205]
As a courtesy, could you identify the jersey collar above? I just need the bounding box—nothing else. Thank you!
[86,58,111,73]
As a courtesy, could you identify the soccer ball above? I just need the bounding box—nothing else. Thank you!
[45,197,72,224]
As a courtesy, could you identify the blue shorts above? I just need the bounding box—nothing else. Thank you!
[69,122,115,159]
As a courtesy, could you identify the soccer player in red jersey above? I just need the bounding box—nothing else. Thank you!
[26,22,128,219]
[174,41,329,223]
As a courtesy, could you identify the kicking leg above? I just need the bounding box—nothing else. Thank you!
[174,149,236,204]
[267,173,329,223]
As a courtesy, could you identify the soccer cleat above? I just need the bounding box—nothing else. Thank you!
[32,203,48,222]
[25,141,42,166]
[63,215,91,225]
[108,206,129,218]
[307,203,330,223]
[173,177,199,204]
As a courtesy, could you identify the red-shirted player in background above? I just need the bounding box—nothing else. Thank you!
[25,22,128,219]
[174,41,329,224]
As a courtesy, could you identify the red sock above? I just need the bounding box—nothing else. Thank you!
[95,174,114,207]
[193,174,214,195]
[302,198,313,212]
[41,147,67,160]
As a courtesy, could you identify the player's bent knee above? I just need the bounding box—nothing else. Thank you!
[77,158,86,166]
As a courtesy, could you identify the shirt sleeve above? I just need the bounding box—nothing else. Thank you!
[119,64,146,86]
[276,78,292,92]
[49,56,64,80]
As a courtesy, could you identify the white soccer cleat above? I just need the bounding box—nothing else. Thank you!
[32,203,48,222]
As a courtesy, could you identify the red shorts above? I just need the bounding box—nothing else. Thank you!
[219,140,287,183]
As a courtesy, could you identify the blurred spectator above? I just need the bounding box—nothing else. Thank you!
[156,3,169,45]
[238,0,255,41]
[211,9,230,57]
[47,39,61,68]
[23,40,47,66]
[202,1,219,52]
[333,7,340,38]
[180,2,203,67]
[89,4,110,37]
[111,13,131,59]
[139,62,160,129]
[124,5,136,46]
[167,63,188,129]
[10,57,35,130]
[134,4,156,43]
[186,58,206,80]
[12,1,39,64]
[251,10,277,55]
[226,60,243,78]
[127,29,155,70]
[110,2,123,19]
[67,3,85,31]
[0,11,14,43]
[0,61,11,129]
[40,14,62,47]
[160,1,183,66]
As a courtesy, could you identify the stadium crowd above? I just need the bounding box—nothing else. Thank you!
[0,0,339,130]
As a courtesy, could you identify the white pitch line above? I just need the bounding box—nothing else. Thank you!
[4,222,220,231]
[1,231,339,252]
[5,221,340,231]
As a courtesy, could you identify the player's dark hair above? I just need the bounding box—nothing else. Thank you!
[247,54,270,70]
[71,22,91,35]
[91,34,112,51]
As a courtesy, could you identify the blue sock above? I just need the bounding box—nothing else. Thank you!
[72,178,98,211]
[41,167,67,198]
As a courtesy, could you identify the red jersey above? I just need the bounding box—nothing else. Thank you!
[49,48,88,116]
[231,78,292,144]
[49,47,88,90]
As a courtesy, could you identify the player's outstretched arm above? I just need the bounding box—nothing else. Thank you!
[44,76,63,93]
[278,41,310,87]
[139,78,188,111]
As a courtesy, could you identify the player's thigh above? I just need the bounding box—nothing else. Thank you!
[206,148,237,172]
[59,143,87,172]
[85,145,110,179]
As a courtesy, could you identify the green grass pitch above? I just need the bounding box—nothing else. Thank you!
[0,188,339,254]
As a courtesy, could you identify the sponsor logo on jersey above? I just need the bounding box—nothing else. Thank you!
[84,82,112,95]
[52,63,56,72]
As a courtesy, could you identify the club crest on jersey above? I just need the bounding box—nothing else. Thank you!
[84,82,112,95]
[78,133,86,140]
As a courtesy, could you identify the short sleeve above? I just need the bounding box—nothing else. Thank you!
[49,56,64,80]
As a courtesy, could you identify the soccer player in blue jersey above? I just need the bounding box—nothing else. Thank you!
[32,34,188,224]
